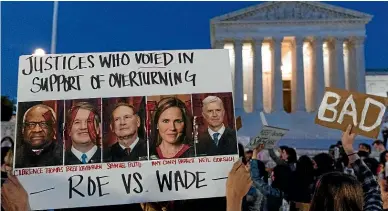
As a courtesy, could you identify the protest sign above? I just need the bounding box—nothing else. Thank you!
[246,126,289,149]
[315,87,388,138]
[15,49,238,210]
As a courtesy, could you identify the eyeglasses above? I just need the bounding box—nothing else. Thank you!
[24,121,51,129]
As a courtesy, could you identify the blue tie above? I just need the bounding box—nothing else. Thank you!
[81,153,87,164]
[213,133,220,146]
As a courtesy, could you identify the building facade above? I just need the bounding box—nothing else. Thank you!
[366,69,388,97]
[211,1,374,146]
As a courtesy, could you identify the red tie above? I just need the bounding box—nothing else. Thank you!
[125,148,131,155]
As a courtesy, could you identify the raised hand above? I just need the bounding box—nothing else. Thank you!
[1,174,29,211]
[341,124,357,154]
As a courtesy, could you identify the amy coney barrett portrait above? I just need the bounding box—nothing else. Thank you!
[14,101,64,168]
[64,99,102,165]
[147,95,195,159]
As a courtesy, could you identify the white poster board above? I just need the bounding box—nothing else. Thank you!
[15,49,238,210]
[246,126,289,149]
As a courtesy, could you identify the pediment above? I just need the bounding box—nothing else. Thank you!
[212,2,372,23]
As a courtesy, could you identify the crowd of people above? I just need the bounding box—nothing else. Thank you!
[1,124,387,211]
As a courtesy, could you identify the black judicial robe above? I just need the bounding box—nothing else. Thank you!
[15,141,63,168]
[196,127,238,157]
[103,138,148,162]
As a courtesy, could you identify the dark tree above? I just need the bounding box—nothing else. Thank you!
[1,96,14,121]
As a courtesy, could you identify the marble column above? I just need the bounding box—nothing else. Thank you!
[294,37,306,111]
[253,38,263,112]
[335,37,346,89]
[213,40,224,49]
[314,37,325,110]
[272,37,284,112]
[353,36,366,93]
[234,40,244,110]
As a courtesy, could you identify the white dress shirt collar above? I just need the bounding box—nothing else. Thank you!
[71,145,98,163]
[119,136,139,150]
[208,124,225,140]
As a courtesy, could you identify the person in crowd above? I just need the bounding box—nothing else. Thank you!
[196,96,237,156]
[104,102,148,162]
[312,153,335,177]
[382,118,388,148]
[364,157,379,176]
[359,143,372,155]
[268,145,297,171]
[149,97,194,159]
[309,124,383,211]
[245,159,267,211]
[377,150,388,211]
[378,151,388,175]
[289,155,315,211]
[250,144,292,211]
[65,102,102,165]
[374,140,386,153]
[15,104,63,168]
[245,149,253,163]
[1,149,13,186]
[372,140,386,159]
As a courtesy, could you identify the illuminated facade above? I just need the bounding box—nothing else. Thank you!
[210,1,373,143]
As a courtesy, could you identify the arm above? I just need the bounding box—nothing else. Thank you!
[250,159,282,197]
[341,124,382,211]
[227,197,242,211]
[268,149,286,166]
[349,153,383,211]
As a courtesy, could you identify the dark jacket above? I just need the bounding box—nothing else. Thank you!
[15,141,63,168]
[104,139,148,162]
[65,147,102,165]
[196,127,238,157]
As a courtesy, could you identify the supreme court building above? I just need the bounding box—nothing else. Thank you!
[210,1,374,143]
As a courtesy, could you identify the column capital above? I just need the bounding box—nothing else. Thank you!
[351,36,365,46]
[313,36,326,44]
[271,36,284,45]
[233,39,244,46]
[294,37,306,46]
[253,37,264,46]
[333,37,347,45]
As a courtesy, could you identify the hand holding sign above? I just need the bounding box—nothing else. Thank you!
[246,126,289,150]
[315,87,388,138]
[341,124,357,154]
[1,174,29,211]
[226,161,252,200]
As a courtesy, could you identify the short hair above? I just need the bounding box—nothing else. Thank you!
[151,97,191,147]
[67,102,100,124]
[65,102,101,143]
[202,96,224,111]
[359,143,371,152]
[373,140,384,146]
[110,102,137,123]
[22,104,56,124]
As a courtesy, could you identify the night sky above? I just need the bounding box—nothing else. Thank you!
[2,1,388,99]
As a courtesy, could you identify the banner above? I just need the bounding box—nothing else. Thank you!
[315,87,388,138]
[15,49,238,210]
